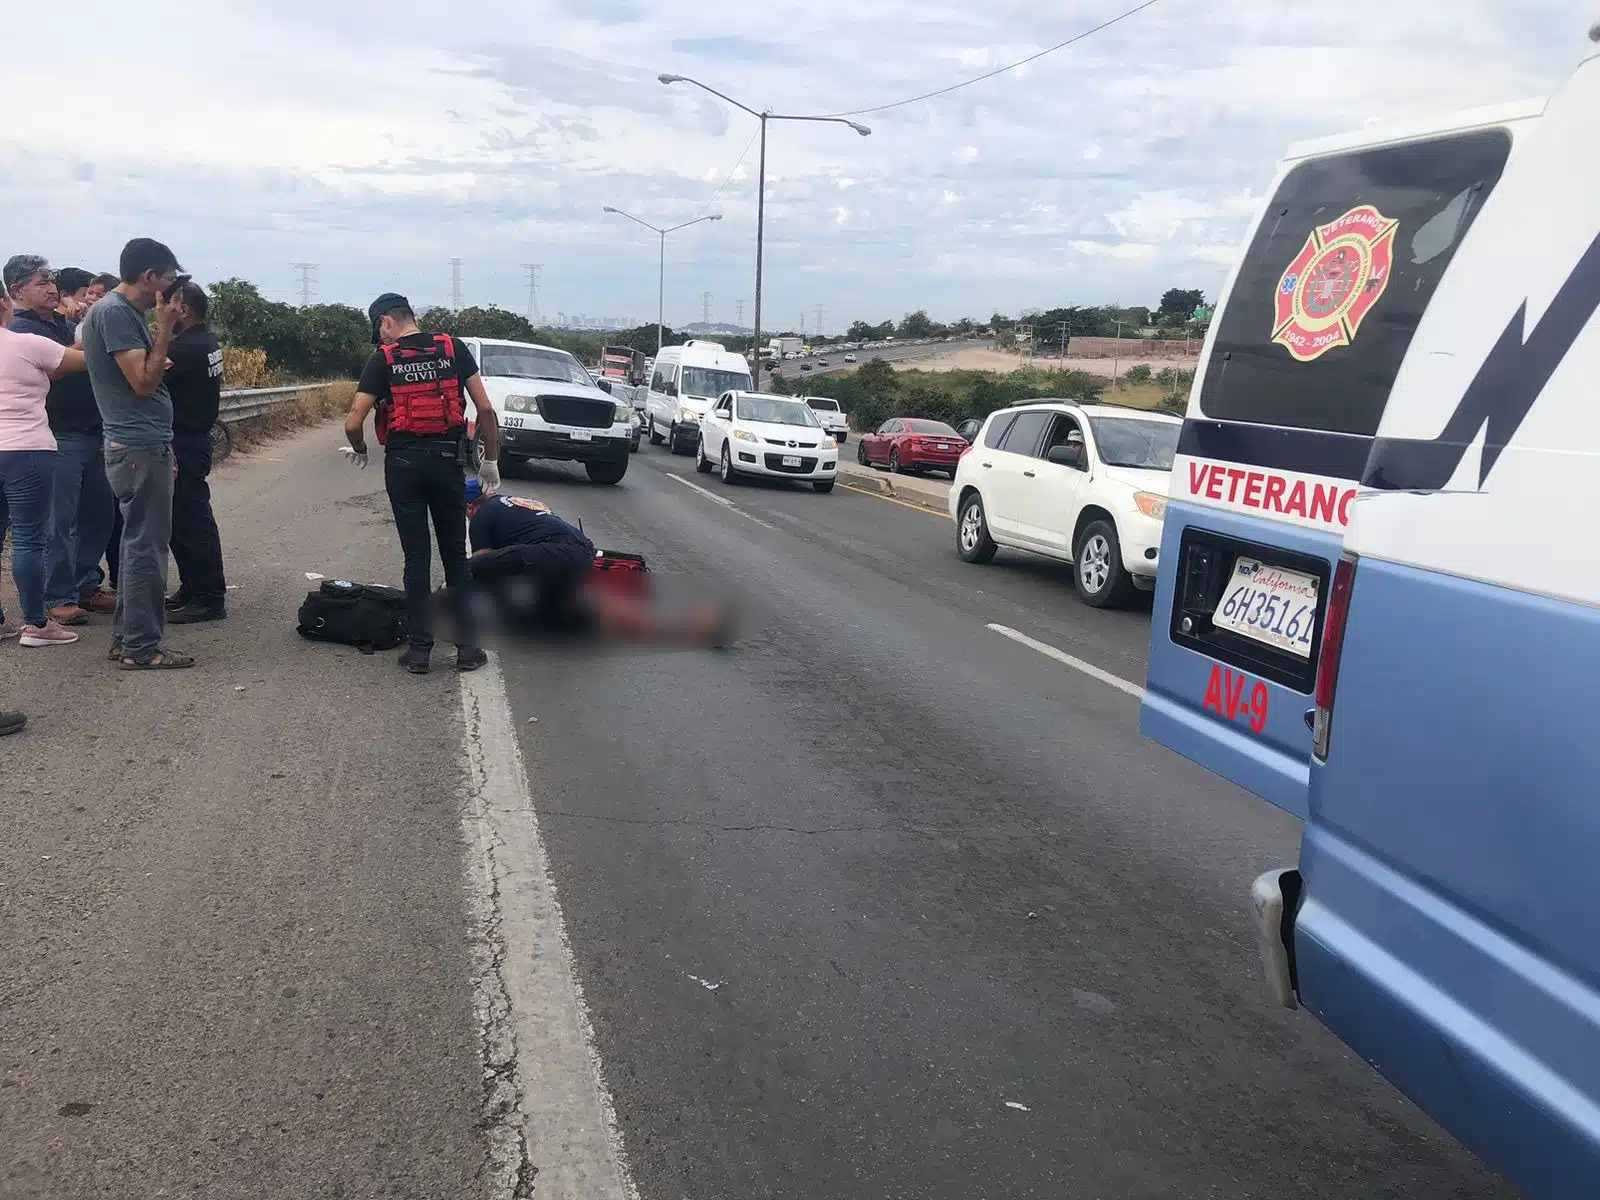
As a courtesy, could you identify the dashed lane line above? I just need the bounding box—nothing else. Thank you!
[459,657,640,1200]
[986,622,1146,700]
[664,472,778,530]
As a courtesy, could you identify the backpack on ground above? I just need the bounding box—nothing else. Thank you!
[296,579,408,652]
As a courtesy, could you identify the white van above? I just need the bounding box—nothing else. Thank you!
[644,340,753,455]
[1161,26,1600,1197]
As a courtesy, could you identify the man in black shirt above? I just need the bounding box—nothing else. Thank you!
[164,281,228,623]
[344,293,501,674]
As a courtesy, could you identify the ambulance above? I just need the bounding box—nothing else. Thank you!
[1146,27,1600,1195]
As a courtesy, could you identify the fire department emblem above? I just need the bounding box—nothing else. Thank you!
[1272,204,1398,363]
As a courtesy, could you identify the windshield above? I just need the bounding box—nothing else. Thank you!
[1088,417,1180,470]
[805,398,840,412]
[680,366,752,398]
[737,397,821,427]
[479,345,593,387]
[906,420,958,436]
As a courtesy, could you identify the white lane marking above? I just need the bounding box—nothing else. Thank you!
[665,470,778,530]
[459,657,639,1200]
[985,623,1146,700]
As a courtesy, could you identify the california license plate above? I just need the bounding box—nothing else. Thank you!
[1212,558,1319,658]
[782,455,802,468]
[569,430,593,442]
[502,415,524,429]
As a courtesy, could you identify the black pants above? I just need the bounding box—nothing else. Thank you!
[470,535,596,634]
[170,431,227,603]
[385,440,476,651]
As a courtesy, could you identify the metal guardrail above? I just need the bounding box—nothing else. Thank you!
[218,383,334,425]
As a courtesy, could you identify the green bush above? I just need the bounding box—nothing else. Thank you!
[1124,363,1153,384]
[784,360,1107,431]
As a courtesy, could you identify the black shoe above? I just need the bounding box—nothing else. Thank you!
[398,646,431,674]
[0,710,25,737]
[167,601,226,625]
[164,590,190,612]
[455,647,488,672]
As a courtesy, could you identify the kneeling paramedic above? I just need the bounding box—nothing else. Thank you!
[343,293,501,673]
[462,481,732,645]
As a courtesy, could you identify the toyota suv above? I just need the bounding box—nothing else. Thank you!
[950,402,1180,606]
[462,338,635,484]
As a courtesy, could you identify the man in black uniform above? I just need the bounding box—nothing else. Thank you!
[344,293,501,674]
[164,281,229,623]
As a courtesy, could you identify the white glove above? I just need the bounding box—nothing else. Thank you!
[477,460,501,496]
[341,445,368,469]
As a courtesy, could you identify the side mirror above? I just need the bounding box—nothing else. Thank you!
[1047,443,1085,469]
[595,378,613,394]
[666,381,678,397]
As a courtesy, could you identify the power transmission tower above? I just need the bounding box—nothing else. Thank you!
[290,262,318,306]
[521,263,542,325]
[702,291,712,325]
[813,305,825,337]
[449,258,463,310]
[735,299,745,329]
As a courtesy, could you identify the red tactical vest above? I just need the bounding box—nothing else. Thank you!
[375,335,465,445]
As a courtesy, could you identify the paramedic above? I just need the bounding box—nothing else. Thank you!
[343,293,501,674]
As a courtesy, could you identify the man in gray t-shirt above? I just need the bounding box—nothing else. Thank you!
[79,237,194,669]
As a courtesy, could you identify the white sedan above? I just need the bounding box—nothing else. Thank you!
[696,391,839,493]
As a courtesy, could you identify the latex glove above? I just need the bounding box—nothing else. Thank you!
[477,460,501,496]
[341,445,369,469]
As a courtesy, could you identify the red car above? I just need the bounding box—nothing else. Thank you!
[856,418,966,477]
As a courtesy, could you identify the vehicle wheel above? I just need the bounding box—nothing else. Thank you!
[719,443,740,485]
[585,458,628,485]
[957,492,998,564]
[1074,519,1135,608]
[813,479,835,494]
[649,421,665,446]
[209,420,233,465]
[856,441,869,466]
[888,449,902,474]
[695,439,713,473]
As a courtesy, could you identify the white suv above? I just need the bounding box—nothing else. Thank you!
[949,402,1181,607]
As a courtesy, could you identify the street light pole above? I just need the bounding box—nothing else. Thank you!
[659,75,869,390]
[601,206,721,361]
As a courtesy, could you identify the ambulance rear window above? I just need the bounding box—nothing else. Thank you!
[1200,127,1511,437]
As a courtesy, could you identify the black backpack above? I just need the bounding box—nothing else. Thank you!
[296,580,408,652]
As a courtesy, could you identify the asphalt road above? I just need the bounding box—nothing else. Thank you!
[0,423,1514,1198]
[762,339,957,383]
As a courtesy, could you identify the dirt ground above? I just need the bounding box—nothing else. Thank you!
[892,346,1193,377]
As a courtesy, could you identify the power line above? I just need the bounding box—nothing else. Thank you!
[706,124,762,212]
[522,263,542,325]
[819,0,1163,118]
[290,262,318,306]
[449,258,463,310]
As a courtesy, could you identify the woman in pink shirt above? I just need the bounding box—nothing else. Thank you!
[0,284,87,647]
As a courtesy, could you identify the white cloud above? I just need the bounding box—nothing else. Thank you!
[0,0,1584,325]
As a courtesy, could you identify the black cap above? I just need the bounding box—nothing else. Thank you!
[368,292,410,344]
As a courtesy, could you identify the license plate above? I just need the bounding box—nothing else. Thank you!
[502,415,524,429]
[937,443,951,451]
[569,430,593,442]
[782,455,802,468]
[1212,558,1319,658]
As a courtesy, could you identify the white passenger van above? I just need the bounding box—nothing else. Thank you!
[644,340,753,455]
[1155,27,1600,1197]
[1141,91,1543,818]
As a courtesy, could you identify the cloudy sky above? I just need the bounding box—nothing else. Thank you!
[2,0,1588,331]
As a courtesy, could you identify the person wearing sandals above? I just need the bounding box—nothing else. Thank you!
[79,238,192,670]
[0,263,88,648]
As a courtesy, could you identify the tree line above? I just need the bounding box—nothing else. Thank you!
[201,278,1211,383]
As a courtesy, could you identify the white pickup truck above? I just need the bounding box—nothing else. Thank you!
[460,337,635,484]
[802,396,850,443]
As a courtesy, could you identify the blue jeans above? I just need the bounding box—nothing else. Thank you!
[45,432,115,610]
[0,449,56,628]
[104,442,174,656]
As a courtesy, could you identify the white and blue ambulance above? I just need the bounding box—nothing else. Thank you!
[1145,26,1600,1196]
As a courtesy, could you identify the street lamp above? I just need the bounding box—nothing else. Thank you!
[659,74,870,390]
[601,206,722,359]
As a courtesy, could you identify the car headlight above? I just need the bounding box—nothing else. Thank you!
[677,406,699,423]
[822,437,836,449]
[505,395,533,413]
[732,429,757,443]
[614,401,632,423]
[1133,491,1167,520]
